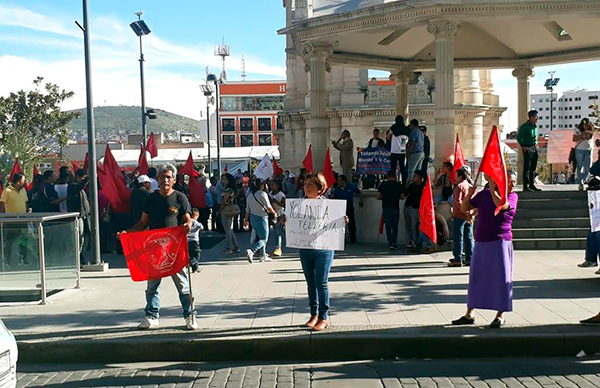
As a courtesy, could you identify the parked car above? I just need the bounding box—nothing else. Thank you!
[0,319,17,388]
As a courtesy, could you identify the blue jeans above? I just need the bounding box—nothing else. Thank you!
[575,148,592,184]
[407,152,424,181]
[586,230,600,264]
[145,269,194,319]
[272,217,285,248]
[383,208,400,247]
[249,214,269,257]
[300,249,334,320]
[416,231,433,248]
[452,218,473,262]
[404,206,420,243]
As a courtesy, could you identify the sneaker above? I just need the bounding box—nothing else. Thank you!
[578,261,598,268]
[137,316,160,330]
[448,261,462,267]
[421,247,436,254]
[246,249,254,264]
[271,247,282,257]
[185,316,198,330]
[390,245,398,251]
[406,241,415,249]
[595,268,600,275]
[222,248,233,254]
[260,256,273,262]
[530,186,542,192]
[579,183,584,191]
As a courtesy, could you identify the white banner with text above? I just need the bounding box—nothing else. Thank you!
[285,199,346,251]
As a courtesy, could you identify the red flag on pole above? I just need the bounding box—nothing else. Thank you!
[99,145,131,213]
[478,125,508,216]
[378,214,384,235]
[302,145,314,173]
[83,152,89,171]
[322,148,336,188]
[224,164,228,173]
[26,164,39,191]
[180,151,199,177]
[71,160,80,173]
[419,177,437,244]
[146,132,158,159]
[138,144,150,175]
[120,226,190,282]
[272,158,283,177]
[450,133,466,182]
[8,158,23,183]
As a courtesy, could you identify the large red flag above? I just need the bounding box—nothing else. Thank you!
[272,158,283,177]
[322,148,336,188]
[180,151,199,177]
[478,125,508,216]
[120,226,190,282]
[146,132,158,159]
[419,177,437,244]
[71,160,80,173]
[26,164,39,191]
[188,176,207,209]
[450,133,466,182]
[138,144,149,175]
[83,152,89,171]
[8,158,23,183]
[303,145,314,173]
[100,145,131,213]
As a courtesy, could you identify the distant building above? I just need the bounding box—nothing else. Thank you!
[219,81,285,148]
[531,89,599,135]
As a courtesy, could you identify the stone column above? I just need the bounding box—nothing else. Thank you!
[461,70,483,105]
[282,119,295,170]
[293,120,307,169]
[428,20,460,166]
[462,111,485,157]
[512,66,534,184]
[304,42,332,171]
[392,70,412,123]
[454,70,463,104]
[341,67,365,106]
[329,66,344,107]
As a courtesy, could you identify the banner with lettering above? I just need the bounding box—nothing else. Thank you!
[355,148,391,175]
[285,199,346,251]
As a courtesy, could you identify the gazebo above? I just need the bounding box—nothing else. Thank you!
[278,0,600,170]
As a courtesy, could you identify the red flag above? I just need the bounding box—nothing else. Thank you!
[83,152,89,171]
[478,125,508,216]
[120,226,190,282]
[71,160,80,173]
[302,145,314,173]
[272,158,283,177]
[419,177,437,244]
[188,176,207,209]
[450,133,466,182]
[378,214,384,235]
[146,132,158,159]
[180,151,199,177]
[99,145,131,213]
[138,144,149,175]
[322,148,336,188]
[26,165,39,191]
[8,158,23,183]
[224,164,228,173]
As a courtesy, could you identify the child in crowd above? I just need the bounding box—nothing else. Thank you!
[188,208,203,273]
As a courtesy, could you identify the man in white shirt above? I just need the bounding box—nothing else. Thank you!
[389,116,410,184]
[147,167,159,192]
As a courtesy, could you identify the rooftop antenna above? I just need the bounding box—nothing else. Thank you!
[214,36,230,84]
[241,54,247,82]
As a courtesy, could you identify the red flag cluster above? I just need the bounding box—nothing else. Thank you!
[181,151,206,209]
[301,145,336,189]
[138,145,149,175]
[98,145,131,213]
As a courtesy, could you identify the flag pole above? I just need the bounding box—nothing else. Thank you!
[187,261,196,326]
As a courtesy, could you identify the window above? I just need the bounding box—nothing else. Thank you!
[258,117,272,131]
[589,95,598,100]
[539,99,544,103]
[222,118,236,132]
[575,106,581,110]
[569,98,573,102]
[240,134,254,147]
[277,117,283,130]
[240,118,253,131]
[575,97,581,101]
[545,98,550,102]
[259,134,272,146]
[531,99,536,103]
[222,135,236,147]
[569,107,573,110]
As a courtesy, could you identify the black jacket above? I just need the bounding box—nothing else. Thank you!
[390,122,410,137]
[367,138,386,148]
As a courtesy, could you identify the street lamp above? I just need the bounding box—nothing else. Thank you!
[200,83,214,177]
[207,73,222,175]
[130,11,151,146]
[544,71,560,184]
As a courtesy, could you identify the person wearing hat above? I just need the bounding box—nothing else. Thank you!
[285,173,299,198]
[130,175,152,225]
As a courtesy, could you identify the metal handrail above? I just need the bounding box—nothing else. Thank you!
[0,212,80,223]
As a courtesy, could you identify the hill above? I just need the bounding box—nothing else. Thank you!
[66,106,201,142]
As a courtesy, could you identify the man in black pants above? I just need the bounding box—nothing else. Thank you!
[389,115,410,184]
[517,110,541,192]
[333,175,364,244]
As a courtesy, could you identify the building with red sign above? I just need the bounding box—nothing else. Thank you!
[219,81,286,148]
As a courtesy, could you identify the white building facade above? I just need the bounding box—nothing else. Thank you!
[531,90,600,135]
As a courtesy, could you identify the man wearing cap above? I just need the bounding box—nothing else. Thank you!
[285,173,299,198]
[130,175,152,225]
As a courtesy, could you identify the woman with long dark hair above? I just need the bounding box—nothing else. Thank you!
[217,173,240,254]
[244,178,277,263]
[268,179,286,257]
[573,118,594,191]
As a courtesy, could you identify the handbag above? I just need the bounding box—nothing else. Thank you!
[222,204,240,217]
[252,192,276,226]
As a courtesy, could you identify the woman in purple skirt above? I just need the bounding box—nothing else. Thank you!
[452,171,518,328]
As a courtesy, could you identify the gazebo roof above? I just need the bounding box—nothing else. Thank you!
[280,0,600,70]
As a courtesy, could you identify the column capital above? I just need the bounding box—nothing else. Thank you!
[427,20,460,40]
[390,70,414,83]
[301,42,333,60]
[512,67,535,80]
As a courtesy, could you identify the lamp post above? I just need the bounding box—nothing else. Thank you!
[130,12,151,146]
[207,73,222,174]
[200,83,214,177]
[544,71,560,184]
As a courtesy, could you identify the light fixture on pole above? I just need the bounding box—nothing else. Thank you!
[200,83,214,177]
[130,11,151,146]
[207,73,222,174]
[544,71,560,184]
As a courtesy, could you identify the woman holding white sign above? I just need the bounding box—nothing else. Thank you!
[244,178,277,263]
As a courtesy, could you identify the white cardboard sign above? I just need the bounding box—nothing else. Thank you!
[285,199,346,251]
[589,190,600,233]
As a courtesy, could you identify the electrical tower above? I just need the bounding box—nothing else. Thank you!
[214,37,230,84]
[241,54,247,82]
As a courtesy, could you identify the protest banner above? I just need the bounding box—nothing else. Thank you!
[285,198,346,251]
[589,191,600,233]
[355,148,391,175]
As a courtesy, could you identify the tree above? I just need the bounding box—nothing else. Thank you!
[0,77,80,178]
[590,100,600,127]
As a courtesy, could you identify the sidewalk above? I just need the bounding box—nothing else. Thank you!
[4,233,600,362]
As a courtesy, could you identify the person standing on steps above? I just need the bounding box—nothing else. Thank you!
[332,130,355,181]
[573,118,594,191]
[452,171,518,329]
[377,170,404,250]
[389,116,410,184]
[406,119,425,183]
[517,110,541,192]
[120,163,197,331]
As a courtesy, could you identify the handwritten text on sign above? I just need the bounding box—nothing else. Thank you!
[285,199,346,251]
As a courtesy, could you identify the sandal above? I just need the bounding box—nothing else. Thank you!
[490,318,504,329]
[451,316,475,325]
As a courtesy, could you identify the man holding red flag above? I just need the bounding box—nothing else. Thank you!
[121,163,197,331]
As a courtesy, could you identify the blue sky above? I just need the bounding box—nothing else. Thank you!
[0,1,598,130]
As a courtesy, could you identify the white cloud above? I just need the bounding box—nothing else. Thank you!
[0,4,79,38]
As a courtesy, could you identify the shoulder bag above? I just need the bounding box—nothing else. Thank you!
[252,191,276,226]
[222,190,240,217]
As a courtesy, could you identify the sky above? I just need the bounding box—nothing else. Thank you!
[0,1,599,132]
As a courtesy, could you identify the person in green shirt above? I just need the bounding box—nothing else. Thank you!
[517,110,541,192]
